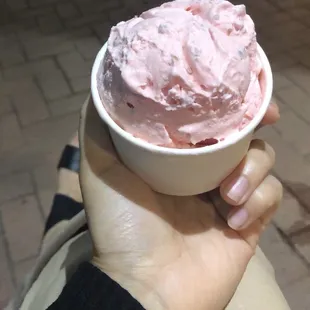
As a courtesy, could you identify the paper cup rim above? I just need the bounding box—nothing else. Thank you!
[91,42,273,156]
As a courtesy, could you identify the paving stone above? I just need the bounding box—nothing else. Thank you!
[12,6,54,19]
[17,29,40,43]
[277,0,302,9]
[37,70,71,101]
[0,96,12,116]
[292,230,310,264]
[298,30,310,44]
[76,0,121,15]
[274,109,310,156]
[301,1,310,11]
[14,256,37,285]
[0,78,32,97]
[5,0,27,10]
[299,12,310,26]
[299,190,310,212]
[0,112,79,176]
[13,17,37,31]
[1,195,43,262]
[122,0,150,14]
[282,65,310,94]
[289,7,310,18]
[259,38,286,56]
[305,153,310,164]
[56,2,80,19]
[0,234,14,308]
[65,13,104,29]
[66,26,93,39]
[22,34,74,60]
[38,14,63,35]
[0,45,24,68]
[278,33,306,51]
[3,58,59,80]
[260,224,309,287]
[70,76,89,92]
[33,164,57,218]
[0,5,12,25]
[0,173,33,205]
[74,36,101,60]
[29,0,60,7]
[282,276,310,310]
[273,72,294,91]
[92,21,113,42]
[274,189,310,235]
[109,8,135,24]
[277,85,310,124]
[11,81,49,126]
[257,12,290,28]
[57,50,91,78]
[266,21,307,38]
[257,127,310,188]
[272,94,288,113]
[0,113,23,153]
[269,53,298,71]
[23,111,79,145]
[49,92,88,116]
[247,0,278,12]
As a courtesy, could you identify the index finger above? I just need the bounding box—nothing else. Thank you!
[260,101,280,126]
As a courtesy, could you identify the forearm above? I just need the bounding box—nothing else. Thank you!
[47,262,145,310]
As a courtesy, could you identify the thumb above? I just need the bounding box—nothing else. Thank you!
[78,96,161,237]
[79,95,119,175]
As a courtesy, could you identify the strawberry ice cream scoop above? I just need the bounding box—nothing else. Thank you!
[98,0,263,148]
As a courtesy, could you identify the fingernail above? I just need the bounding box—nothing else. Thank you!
[228,208,248,230]
[226,175,249,203]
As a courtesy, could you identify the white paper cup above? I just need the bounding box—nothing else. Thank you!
[91,43,273,196]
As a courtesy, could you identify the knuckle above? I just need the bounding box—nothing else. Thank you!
[250,139,275,167]
[269,175,283,206]
[260,175,283,210]
[253,175,282,211]
[255,189,273,211]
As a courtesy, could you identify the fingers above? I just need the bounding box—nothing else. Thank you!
[220,139,275,206]
[219,139,282,233]
[227,175,283,230]
[260,101,280,126]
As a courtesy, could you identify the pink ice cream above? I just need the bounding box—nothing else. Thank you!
[98,0,263,148]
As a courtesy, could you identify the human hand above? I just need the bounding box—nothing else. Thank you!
[79,97,281,310]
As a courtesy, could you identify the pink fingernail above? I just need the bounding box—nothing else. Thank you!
[228,208,248,229]
[226,175,249,203]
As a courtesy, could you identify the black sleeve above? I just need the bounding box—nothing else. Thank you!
[47,262,145,310]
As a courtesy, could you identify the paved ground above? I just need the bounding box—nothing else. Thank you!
[0,0,310,308]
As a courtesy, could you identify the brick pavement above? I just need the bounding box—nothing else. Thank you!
[0,0,310,308]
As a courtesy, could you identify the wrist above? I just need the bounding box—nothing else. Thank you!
[91,257,166,310]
